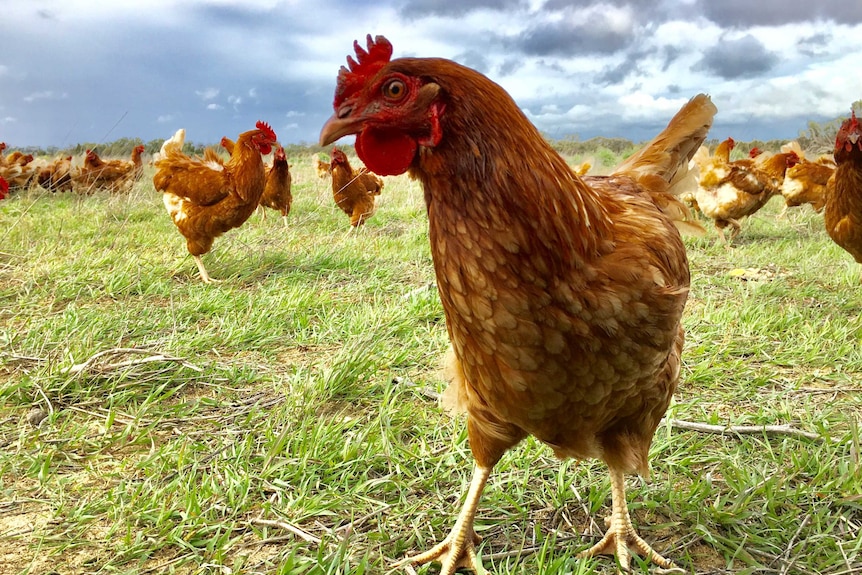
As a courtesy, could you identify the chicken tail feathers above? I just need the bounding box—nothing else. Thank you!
[154,129,186,164]
[614,94,717,189]
[614,94,717,237]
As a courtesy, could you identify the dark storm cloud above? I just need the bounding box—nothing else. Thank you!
[514,14,633,57]
[189,2,271,26]
[796,32,832,57]
[542,0,672,21]
[498,58,524,76]
[659,45,683,72]
[399,0,527,19]
[592,43,683,86]
[693,35,778,79]
[595,50,649,86]
[697,0,862,26]
[454,50,491,74]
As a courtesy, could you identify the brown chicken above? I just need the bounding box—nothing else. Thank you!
[260,144,293,225]
[152,121,277,283]
[315,155,331,178]
[130,144,145,181]
[37,155,74,192]
[695,150,799,242]
[692,137,734,188]
[329,147,383,227]
[825,110,862,279]
[75,147,143,193]
[3,150,31,167]
[780,155,835,216]
[320,35,715,573]
[0,151,37,189]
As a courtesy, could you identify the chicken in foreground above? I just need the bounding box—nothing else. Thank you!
[0,176,8,200]
[321,35,715,574]
[329,147,383,227]
[152,121,277,283]
[825,110,862,280]
[260,144,293,226]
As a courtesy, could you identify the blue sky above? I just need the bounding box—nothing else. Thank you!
[1,0,860,149]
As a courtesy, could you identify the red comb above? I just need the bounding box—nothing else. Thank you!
[334,34,393,108]
[0,176,8,195]
[256,120,277,141]
[851,109,859,128]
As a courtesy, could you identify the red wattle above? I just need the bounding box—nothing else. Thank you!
[356,129,417,176]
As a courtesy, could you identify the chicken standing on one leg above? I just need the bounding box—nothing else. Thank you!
[153,121,277,283]
[329,147,382,227]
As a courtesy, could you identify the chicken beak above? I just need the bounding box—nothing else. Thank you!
[320,114,363,147]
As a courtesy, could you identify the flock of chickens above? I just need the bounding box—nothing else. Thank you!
[149,125,385,282]
[2,32,862,574]
[0,129,385,283]
[685,135,838,243]
[0,142,145,195]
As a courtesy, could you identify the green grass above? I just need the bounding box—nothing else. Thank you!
[1,156,860,575]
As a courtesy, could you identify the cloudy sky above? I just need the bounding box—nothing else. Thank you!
[2,0,860,149]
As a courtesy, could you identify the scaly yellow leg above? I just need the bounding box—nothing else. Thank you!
[193,255,220,284]
[577,466,680,573]
[397,465,491,575]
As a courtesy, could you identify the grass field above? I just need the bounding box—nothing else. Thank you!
[1,153,860,575]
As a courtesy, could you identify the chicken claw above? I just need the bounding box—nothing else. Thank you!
[577,467,679,573]
[193,255,221,284]
[397,465,491,575]
[396,530,484,575]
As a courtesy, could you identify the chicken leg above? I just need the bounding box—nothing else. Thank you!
[397,464,491,575]
[193,255,220,284]
[577,466,679,572]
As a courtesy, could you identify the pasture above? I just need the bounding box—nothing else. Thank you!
[0,153,860,575]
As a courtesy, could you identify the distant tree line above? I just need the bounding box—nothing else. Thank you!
[10,137,335,159]
[9,101,861,160]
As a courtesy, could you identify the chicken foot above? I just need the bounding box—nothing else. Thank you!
[397,464,491,575]
[577,466,679,573]
[193,255,220,284]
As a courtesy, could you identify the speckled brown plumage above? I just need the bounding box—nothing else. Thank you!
[320,36,716,573]
[825,113,862,269]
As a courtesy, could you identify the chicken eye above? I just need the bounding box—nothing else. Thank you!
[382,79,407,101]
